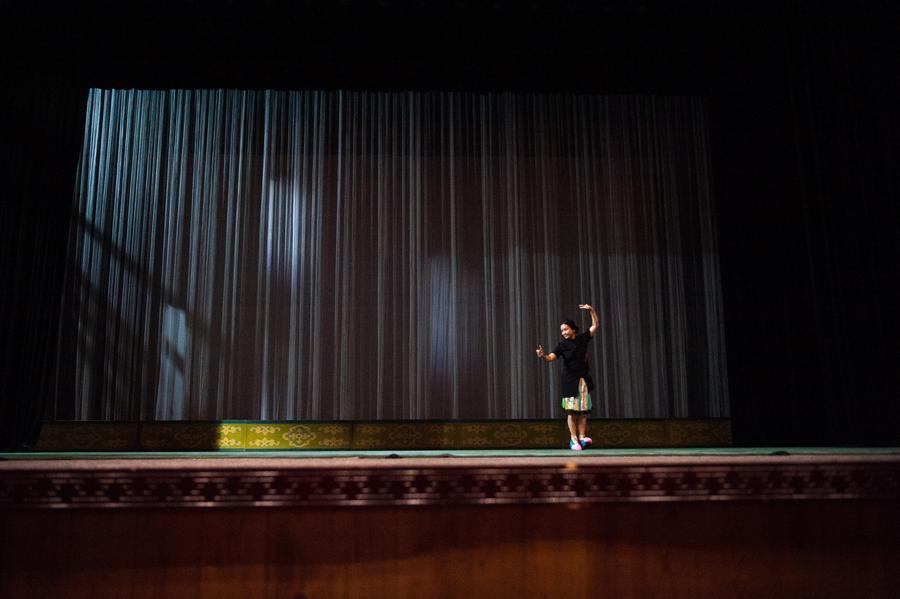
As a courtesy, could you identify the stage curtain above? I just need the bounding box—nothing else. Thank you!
[51,90,728,421]
[713,15,900,444]
[0,80,87,449]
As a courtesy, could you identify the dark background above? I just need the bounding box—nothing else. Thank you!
[2,0,897,448]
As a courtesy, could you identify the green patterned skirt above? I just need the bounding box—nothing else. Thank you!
[561,377,592,412]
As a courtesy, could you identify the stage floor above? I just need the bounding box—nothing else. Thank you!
[4,446,899,462]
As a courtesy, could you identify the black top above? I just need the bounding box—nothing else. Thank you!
[552,331,594,397]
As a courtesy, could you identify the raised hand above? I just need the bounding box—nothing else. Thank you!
[579,303,599,335]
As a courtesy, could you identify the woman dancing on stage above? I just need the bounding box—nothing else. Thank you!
[535,304,599,451]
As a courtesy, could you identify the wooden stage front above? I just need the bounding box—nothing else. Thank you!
[2,448,899,598]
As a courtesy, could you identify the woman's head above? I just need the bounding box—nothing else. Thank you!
[560,319,578,340]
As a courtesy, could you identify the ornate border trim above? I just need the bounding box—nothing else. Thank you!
[34,419,732,451]
[2,458,897,509]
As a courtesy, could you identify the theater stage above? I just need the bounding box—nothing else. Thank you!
[2,447,899,598]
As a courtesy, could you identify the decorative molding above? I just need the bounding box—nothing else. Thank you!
[33,419,732,451]
[2,457,897,510]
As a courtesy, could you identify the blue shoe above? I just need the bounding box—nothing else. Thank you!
[579,436,593,449]
[569,439,583,451]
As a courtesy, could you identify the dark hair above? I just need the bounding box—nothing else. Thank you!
[562,319,578,332]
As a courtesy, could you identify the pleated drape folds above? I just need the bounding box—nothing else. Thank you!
[53,89,728,421]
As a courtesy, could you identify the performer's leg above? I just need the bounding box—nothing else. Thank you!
[567,413,579,442]
[577,414,592,448]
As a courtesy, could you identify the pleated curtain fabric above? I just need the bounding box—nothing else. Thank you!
[53,89,728,421]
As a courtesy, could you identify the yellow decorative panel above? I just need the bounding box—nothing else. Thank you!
[244,423,353,449]
[217,423,246,449]
[35,419,732,451]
